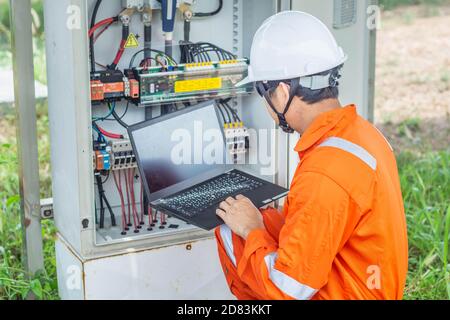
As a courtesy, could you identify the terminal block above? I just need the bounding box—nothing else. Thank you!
[133,59,253,105]
[110,139,138,170]
[224,122,250,158]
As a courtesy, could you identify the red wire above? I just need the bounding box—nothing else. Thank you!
[124,170,132,227]
[148,206,153,226]
[113,171,127,231]
[140,179,145,224]
[94,21,114,43]
[89,17,115,38]
[129,169,139,228]
[97,125,123,139]
[112,39,126,66]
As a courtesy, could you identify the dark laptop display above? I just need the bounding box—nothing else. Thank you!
[129,101,288,230]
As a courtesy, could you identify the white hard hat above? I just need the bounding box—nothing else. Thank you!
[237,11,347,88]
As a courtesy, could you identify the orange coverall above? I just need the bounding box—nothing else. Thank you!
[215,105,408,300]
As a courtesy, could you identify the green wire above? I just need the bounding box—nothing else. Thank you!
[92,102,116,122]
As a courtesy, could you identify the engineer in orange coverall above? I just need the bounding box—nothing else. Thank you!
[214,11,408,300]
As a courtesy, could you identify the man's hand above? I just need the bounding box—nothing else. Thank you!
[216,195,265,239]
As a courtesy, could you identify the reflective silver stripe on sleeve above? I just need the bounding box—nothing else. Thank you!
[219,224,237,267]
[318,137,377,170]
[264,252,318,300]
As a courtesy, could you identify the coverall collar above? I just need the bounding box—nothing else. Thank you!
[295,104,357,155]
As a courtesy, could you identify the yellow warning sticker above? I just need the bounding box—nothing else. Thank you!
[124,33,139,48]
[174,78,222,93]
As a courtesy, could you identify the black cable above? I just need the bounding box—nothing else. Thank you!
[96,174,105,228]
[184,20,190,42]
[189,42,235,62]
[222,104,232,123]
[193,0,223,17]
[101,171,110,184]
[96,174,117,227]
[224,101,240,122]
[90,0,102,73]
[144,24,152,59]
[102,192,117,227]
[112,109,129,129]
[105,101,129,122]
[216,105,227,124]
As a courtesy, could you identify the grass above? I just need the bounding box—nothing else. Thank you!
[380,0,450,10]
[0,102,57,300]
[397,151,450,299]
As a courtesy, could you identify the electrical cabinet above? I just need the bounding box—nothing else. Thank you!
[44,0,375,299]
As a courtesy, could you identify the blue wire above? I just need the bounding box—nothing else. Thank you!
[92,122,107,143]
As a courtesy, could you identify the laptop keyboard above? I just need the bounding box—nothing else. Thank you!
[158,171,264,217]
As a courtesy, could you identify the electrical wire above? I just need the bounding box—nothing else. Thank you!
[95,174,117,228]
[112,109,129,129]
[222,104,232,123]
[94,20,114,43]
[113,171,128,233]
[92,125,107,143]
[96,174,105,228]
[93,122,124,140]
[180,41,236,63]
[193,0,223,17]
[123,169,133,228]
[92,102,116,122]
[140,179,145,226]
[108,24,129,70]
[223,100,241,122]
[128,169,140,229]
[129,49,176,69]
[89,0,103,72]
[216,104,227,124]
[104,101,130,123]
[89,17,117,38]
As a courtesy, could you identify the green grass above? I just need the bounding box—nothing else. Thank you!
[0,102,57,300]
[380,0,450,10]
[397,151,450,299]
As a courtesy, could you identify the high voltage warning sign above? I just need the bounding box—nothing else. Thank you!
[125,33,139,48]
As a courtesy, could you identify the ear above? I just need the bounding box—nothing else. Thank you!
[278,82,291,104]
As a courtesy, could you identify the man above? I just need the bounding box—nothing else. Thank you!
[214,11,408,300]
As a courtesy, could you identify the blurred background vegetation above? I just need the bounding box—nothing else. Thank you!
[0,0,449,300]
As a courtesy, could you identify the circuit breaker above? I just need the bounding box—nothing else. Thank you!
[44,0,375,299]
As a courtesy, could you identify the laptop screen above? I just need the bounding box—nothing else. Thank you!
[130,102,228,196]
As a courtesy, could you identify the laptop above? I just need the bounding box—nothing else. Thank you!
[128,101,289,230]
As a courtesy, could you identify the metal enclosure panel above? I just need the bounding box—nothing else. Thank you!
[56,234,233,300]
[45,0,281,259]
[44,0,93,255]
[292,0,374,119]
[83,237,234,300]
[55,238,85,300]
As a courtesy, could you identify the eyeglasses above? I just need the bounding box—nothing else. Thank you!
[256,81,282,101]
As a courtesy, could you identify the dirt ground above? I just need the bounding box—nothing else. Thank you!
[375,5,450,152]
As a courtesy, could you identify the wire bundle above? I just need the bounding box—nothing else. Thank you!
[217,99,241,124]
[180,41,236,63]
